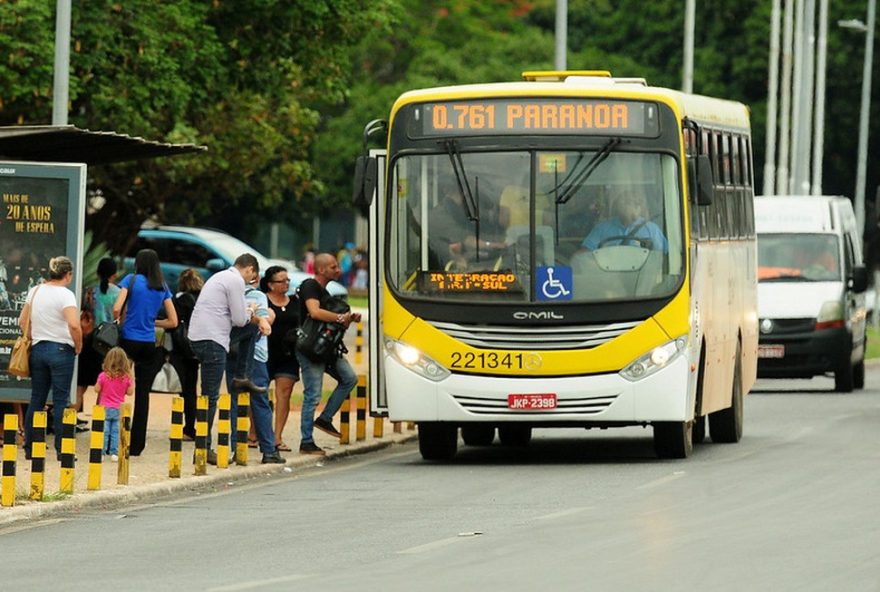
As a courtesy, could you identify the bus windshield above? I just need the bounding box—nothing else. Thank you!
[757,233,841,282]
[387,149,685,303]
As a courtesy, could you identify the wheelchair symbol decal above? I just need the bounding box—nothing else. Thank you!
[536,266,572,301]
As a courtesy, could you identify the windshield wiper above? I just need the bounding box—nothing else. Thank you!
[444,140,487,260]
[553,137,622,205]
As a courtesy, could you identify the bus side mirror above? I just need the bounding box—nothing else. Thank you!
[688,154,714,206]
[352,156,378,217]
[851,265,868,293]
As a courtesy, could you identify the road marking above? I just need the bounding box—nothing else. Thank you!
[637,471,686,490]
[207,574,313,591]
[0,518,66,536]
[533,507,592,521]
[399,535,478,555]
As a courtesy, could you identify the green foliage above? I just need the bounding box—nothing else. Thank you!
[80,230,112,289]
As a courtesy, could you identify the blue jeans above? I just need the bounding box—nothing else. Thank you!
[25,341,75,456]
[103,407,120,455]
[228,324,258,383]
[191,339,227,447]
[248,361,276,454]
[296,351,357,445]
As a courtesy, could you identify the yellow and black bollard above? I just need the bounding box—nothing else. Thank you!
[59,408,76,494]
[194,395,208,475]
[169,396,184,478]
[355,321,364,366]
[117,403,131,486]
[217,394,231,469]
[2,414,17,507]
[87,405,106,491]
[339,394,351,445]
[235,393,249,466]
[356,375,367,441]
[29,411,47,501]
[373,415,384,439]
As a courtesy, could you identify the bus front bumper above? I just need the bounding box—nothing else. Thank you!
[383,354,691,424]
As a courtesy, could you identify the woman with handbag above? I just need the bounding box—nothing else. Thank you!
[20,256,83,460]
[74,257,120,429]
[261,266,300,452]
[113,249,177,456]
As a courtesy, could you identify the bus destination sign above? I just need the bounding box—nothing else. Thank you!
[422,271,520,293]
[413,99,657,137]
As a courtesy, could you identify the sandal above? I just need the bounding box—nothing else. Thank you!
[275,441,292,452]
[248,438,258,449]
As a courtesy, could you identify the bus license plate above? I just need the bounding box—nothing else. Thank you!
[758,345,785,358]
[508,393,557,410]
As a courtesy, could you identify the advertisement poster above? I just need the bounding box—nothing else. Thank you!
[0,162,86,402]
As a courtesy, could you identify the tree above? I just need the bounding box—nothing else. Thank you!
[0,1,395,254]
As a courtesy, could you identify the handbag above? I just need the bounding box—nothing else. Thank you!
[93,276,132,356]
[7,285,41,378]
[170,319,197,360]
[92,321,120,356]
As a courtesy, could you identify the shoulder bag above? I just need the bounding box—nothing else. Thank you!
[93,276,132,356]
[7,285,41,378]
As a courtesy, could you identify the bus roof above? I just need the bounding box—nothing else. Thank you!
[392,71,751,131]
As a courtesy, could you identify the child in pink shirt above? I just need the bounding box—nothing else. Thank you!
[94,347,134,461]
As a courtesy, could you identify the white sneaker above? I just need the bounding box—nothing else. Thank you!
[110,454,119,462]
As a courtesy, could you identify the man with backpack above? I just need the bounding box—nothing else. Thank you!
[295,252,360,455]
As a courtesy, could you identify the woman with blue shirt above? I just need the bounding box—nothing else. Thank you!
[113,249,178,456]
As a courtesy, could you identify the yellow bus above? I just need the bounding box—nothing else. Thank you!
[354,71,757,460]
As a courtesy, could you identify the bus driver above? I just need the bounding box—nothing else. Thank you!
[581,189,667,252]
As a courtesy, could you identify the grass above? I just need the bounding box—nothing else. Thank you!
[867,326,880,360]
[347,294,367,309]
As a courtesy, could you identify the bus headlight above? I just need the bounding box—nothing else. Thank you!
[384,337,451,382]
[620,336,687,382]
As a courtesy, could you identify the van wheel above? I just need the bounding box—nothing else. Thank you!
[710,342,744,443]
[653,421,693,458]
[853,360,865,390]
[498,425,532,447]
[834,363,854,393]
[417,423,458,460]
[461,424,495,446]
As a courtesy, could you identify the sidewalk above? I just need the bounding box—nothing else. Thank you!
[0,318,417,526]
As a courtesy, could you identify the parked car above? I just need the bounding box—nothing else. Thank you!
[124,225,347,298]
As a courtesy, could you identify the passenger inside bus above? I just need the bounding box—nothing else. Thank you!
[580,189,668,252]
[428,182,505,270]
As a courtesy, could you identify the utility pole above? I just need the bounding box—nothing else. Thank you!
[764,0,782,195]
[52,0,71,126]
[811,0,828,195]
[555,0,567,70]
[683,0,695,93]
[777,0,795,195]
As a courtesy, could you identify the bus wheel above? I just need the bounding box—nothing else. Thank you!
[834,362,855,393]
[417,422,458,461]
[853,359,865,390]
[498,425,532,447]
[709,344,744,443]
[653,421,693,458]
[692,415,706,444]
[461,424,495,446]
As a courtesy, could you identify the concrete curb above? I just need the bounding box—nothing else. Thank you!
[0,433,418,528]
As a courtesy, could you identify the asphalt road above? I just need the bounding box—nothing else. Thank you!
[3,372,879,591]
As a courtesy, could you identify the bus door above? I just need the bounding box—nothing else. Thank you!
[367,149,387,415]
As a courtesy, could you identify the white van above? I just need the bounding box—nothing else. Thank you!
[754,196,868,391]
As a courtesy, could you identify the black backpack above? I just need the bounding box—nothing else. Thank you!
[170,292,198,360]
[294,296,350,362]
